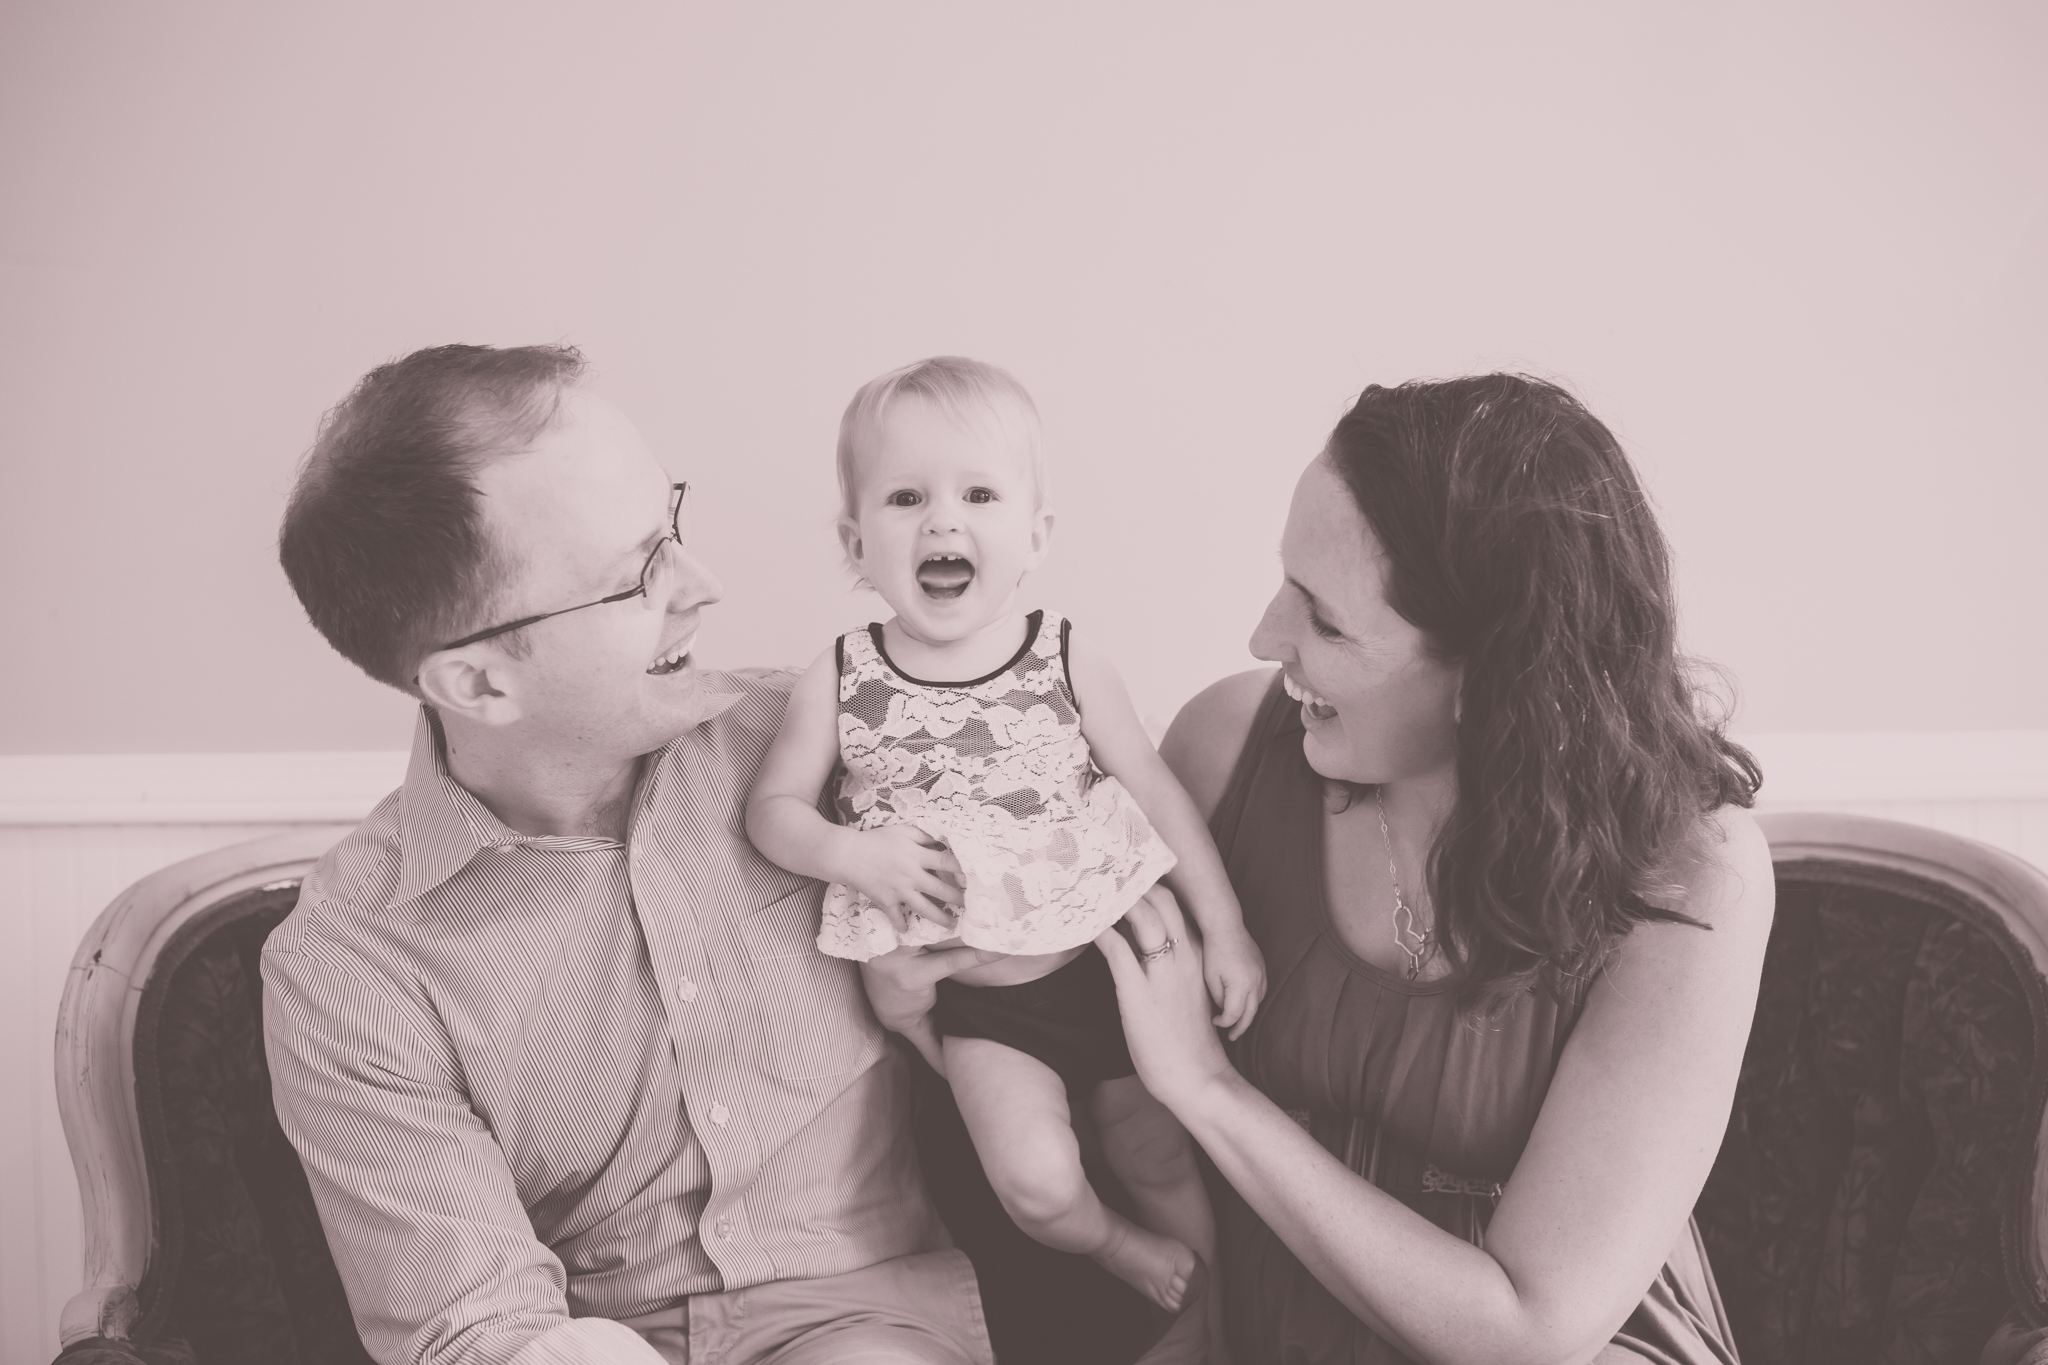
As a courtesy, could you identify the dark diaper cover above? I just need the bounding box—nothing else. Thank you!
[932,945,1137,1088]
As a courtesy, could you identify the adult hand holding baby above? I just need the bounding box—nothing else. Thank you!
[1095,886,1240,1116]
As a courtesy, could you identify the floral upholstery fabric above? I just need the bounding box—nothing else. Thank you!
[1695,862,2046,1364]
[112,886,371,1365]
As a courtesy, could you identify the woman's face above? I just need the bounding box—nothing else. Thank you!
[1250,457,1462,787]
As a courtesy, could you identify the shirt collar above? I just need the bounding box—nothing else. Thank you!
[391,686,746,907]
[394,708,524,907]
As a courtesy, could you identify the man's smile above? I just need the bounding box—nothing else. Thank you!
[648,631,696,675]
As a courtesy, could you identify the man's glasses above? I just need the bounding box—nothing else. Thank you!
[433,482,689,653]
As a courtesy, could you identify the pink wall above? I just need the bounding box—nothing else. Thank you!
[2,1,2042,754]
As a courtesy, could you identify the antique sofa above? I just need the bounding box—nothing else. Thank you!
[48,813,2048,1364]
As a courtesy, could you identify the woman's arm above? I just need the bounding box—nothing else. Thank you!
[1067,633,1266,1035]
[1101,803,1774,1365]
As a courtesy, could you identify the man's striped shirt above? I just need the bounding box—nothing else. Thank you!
[263,671,945,1365]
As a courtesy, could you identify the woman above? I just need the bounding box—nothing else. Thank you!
[1096,375,1773,1365]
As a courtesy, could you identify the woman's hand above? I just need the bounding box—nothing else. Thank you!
[842,825,963,934]
[1095,885,1241,1113]
[1202,923,1267,1040]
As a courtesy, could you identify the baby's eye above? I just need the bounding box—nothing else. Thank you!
[964,487,996,505]
[886,489,922,508]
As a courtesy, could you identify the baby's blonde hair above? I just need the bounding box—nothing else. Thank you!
[836,356,1045,519]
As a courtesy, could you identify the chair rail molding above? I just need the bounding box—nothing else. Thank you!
[1738,730,2048,805]
[0,730,2042,828]
[0,751,409,826]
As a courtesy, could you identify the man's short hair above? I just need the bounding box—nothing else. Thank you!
[835,356,1045,519]
[279,343,587,693]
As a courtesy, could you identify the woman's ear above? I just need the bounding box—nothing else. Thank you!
[416,647,523,727]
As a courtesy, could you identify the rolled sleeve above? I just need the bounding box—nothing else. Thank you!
[262,930,665,1365]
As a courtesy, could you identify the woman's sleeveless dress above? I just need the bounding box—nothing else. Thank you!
[1213,675,1739,1365]
[815,610,1177,961]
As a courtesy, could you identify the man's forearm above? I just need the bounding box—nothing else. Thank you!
[505,1318,670,1365]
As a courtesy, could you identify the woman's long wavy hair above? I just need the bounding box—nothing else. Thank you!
[1324,375,1760,1015]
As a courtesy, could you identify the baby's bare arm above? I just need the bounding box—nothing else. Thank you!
[747,649,961,927]
[746,648,864,882]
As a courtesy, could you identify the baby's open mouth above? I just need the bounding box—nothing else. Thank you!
[916,554,975,600]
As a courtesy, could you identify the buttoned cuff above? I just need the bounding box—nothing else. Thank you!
[504,1317,672,1365]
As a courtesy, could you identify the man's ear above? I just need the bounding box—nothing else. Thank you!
[415,647,523,727]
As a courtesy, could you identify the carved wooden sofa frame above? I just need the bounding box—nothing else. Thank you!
[50,814,2048,1363]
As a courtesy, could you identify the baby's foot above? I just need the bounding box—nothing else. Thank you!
[1091,1220,1199,1313]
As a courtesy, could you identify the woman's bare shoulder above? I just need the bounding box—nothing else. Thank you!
[1160,668,1278,821]
[1661,803,1776,939]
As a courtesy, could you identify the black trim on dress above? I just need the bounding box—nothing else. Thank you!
[865,610,1046,689]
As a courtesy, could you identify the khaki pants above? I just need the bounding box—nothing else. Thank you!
[617,1248,994,1365]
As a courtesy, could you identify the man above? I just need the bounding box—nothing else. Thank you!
[267,343,995,1365]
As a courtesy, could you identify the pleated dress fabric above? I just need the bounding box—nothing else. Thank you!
[1212,675,1741,1365]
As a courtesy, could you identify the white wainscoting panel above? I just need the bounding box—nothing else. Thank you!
[0,821,357,1365]
[0,736,2042,1364]
[1740,730,2048,872]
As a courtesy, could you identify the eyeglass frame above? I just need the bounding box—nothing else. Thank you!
[430,481,689,653]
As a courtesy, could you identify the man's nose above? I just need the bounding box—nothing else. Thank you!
[667,546,724,611]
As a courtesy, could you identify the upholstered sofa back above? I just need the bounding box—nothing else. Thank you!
[1695,860,2048,1364]
[58,830,2048,1365]
[124,885,368,1365]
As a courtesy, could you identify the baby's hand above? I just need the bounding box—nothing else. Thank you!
[1203,925,1267,1041]
[843,825,964,935]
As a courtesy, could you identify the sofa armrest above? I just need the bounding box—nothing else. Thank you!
[1981,1314,2048,1365]
[52,1337,194,1365]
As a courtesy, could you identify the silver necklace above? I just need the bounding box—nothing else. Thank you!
[1375,785,1436,981]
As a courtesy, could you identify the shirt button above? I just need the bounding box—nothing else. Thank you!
[714,1216,733,1239]
[674,977,698,1003]
[709,1101,731,1127]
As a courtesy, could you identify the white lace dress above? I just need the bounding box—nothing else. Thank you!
[816,610,1177,961]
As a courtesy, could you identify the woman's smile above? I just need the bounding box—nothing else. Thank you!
[1280,671,1337,721]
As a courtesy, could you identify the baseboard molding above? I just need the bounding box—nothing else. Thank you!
[0,732,2041,826]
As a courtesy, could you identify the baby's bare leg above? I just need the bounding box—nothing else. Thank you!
[944,1035,1196,1312]
[1094,1075,1227,1360]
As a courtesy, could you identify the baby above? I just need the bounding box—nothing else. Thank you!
[746,356,1264,1330]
